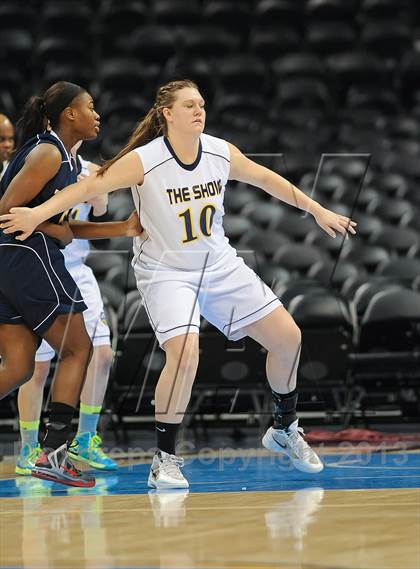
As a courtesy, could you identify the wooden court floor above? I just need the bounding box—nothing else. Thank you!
[0,448,419,569]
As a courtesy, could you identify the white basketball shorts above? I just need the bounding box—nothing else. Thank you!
[133,248,281,348]
[35,263,110,362]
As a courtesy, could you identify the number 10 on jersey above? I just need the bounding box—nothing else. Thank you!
[178,204,217,243]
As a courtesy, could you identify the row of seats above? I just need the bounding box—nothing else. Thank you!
[2,0,418,33]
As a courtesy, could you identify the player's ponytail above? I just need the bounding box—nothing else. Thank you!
[15,96,48,150]
[16,81,85,150]
[98,79,198,176]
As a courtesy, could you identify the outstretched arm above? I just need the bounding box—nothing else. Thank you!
[70,210,143,239]
[0,151,144,240]
[228,143,356,238]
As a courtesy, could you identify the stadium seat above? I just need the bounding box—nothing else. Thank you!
[370,225,420,256]
[360,288,420,351]
[223,214,255,244]
[327,51,389,100]
[288,290,355,384]
[361,0,411,21]
[35,37,88,71]
[217,55,268,94]
[241,201,285,230]
[307,22,356,56]
[119,292,150,334]
[371,172,409,198]
[274,278,330,307]
[273,243,329,275]
[361,21,412,59]
[344,244,390,273]
[1,30,33,70]
[377,257,420,281]
[224,183,264,214]
[203,1,251,35]
[374,198,415,226]
[352,213,383,240]
[259,264,291,289]
[305,229,349,256]
[306,0,358,23]
[105,263,137,293]
[255,0,303,28]
[249,28,301,61]
[299,172,347,202]
[353,188,381,213]
[85,252,126,279]
[98,0,147,37]
[353,278,404,317]
[152,0,202,26]
[308,260,362,289]
[42,63,92,91]
[399,51,420,108]
[119,26,178,65]
[41,3,91,37]
[275,211,319,242]
[272,53,327,82]
[98,281,125,312]
[182,27,240,59]
[275,78,333,111]
[238,229,291,261]
[0,3,35,33]
[345,86,399,115]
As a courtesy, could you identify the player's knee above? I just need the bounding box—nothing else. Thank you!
[97,344,113,372]
[167,336,199,379]
[269,316,301,354]
[31,361,50,387]
[60,334,93,364]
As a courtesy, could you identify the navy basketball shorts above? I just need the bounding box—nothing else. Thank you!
[0,230,87,337]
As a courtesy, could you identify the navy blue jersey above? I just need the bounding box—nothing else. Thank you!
[0,131,87,336]
[0,130,77,225]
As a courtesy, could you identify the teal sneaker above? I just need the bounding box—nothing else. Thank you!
[68,432,118,471]
[15,443,42,476]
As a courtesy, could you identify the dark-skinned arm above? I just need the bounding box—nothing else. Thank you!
[0,144,73,246]
[0,144,61,216]
[69,210,143,240]
[36,221,74,247]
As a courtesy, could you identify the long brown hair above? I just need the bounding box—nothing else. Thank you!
[97,79,198,175]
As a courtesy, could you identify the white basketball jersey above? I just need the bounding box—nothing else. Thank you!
[131,133,234,270]
[62,155,91,267]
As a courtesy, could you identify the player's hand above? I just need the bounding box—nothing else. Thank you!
[125,210,143,237]
[313,205,357,239]
[0,207,42,241]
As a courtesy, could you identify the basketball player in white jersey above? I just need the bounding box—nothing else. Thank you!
[1,80,357,489]
[0,114,15,182]
[15,149,138,475]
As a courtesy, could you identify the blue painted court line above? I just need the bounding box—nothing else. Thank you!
[1,452,419,498]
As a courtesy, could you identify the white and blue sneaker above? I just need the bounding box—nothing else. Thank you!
[262,419,324,473]
[148,450,189,489]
